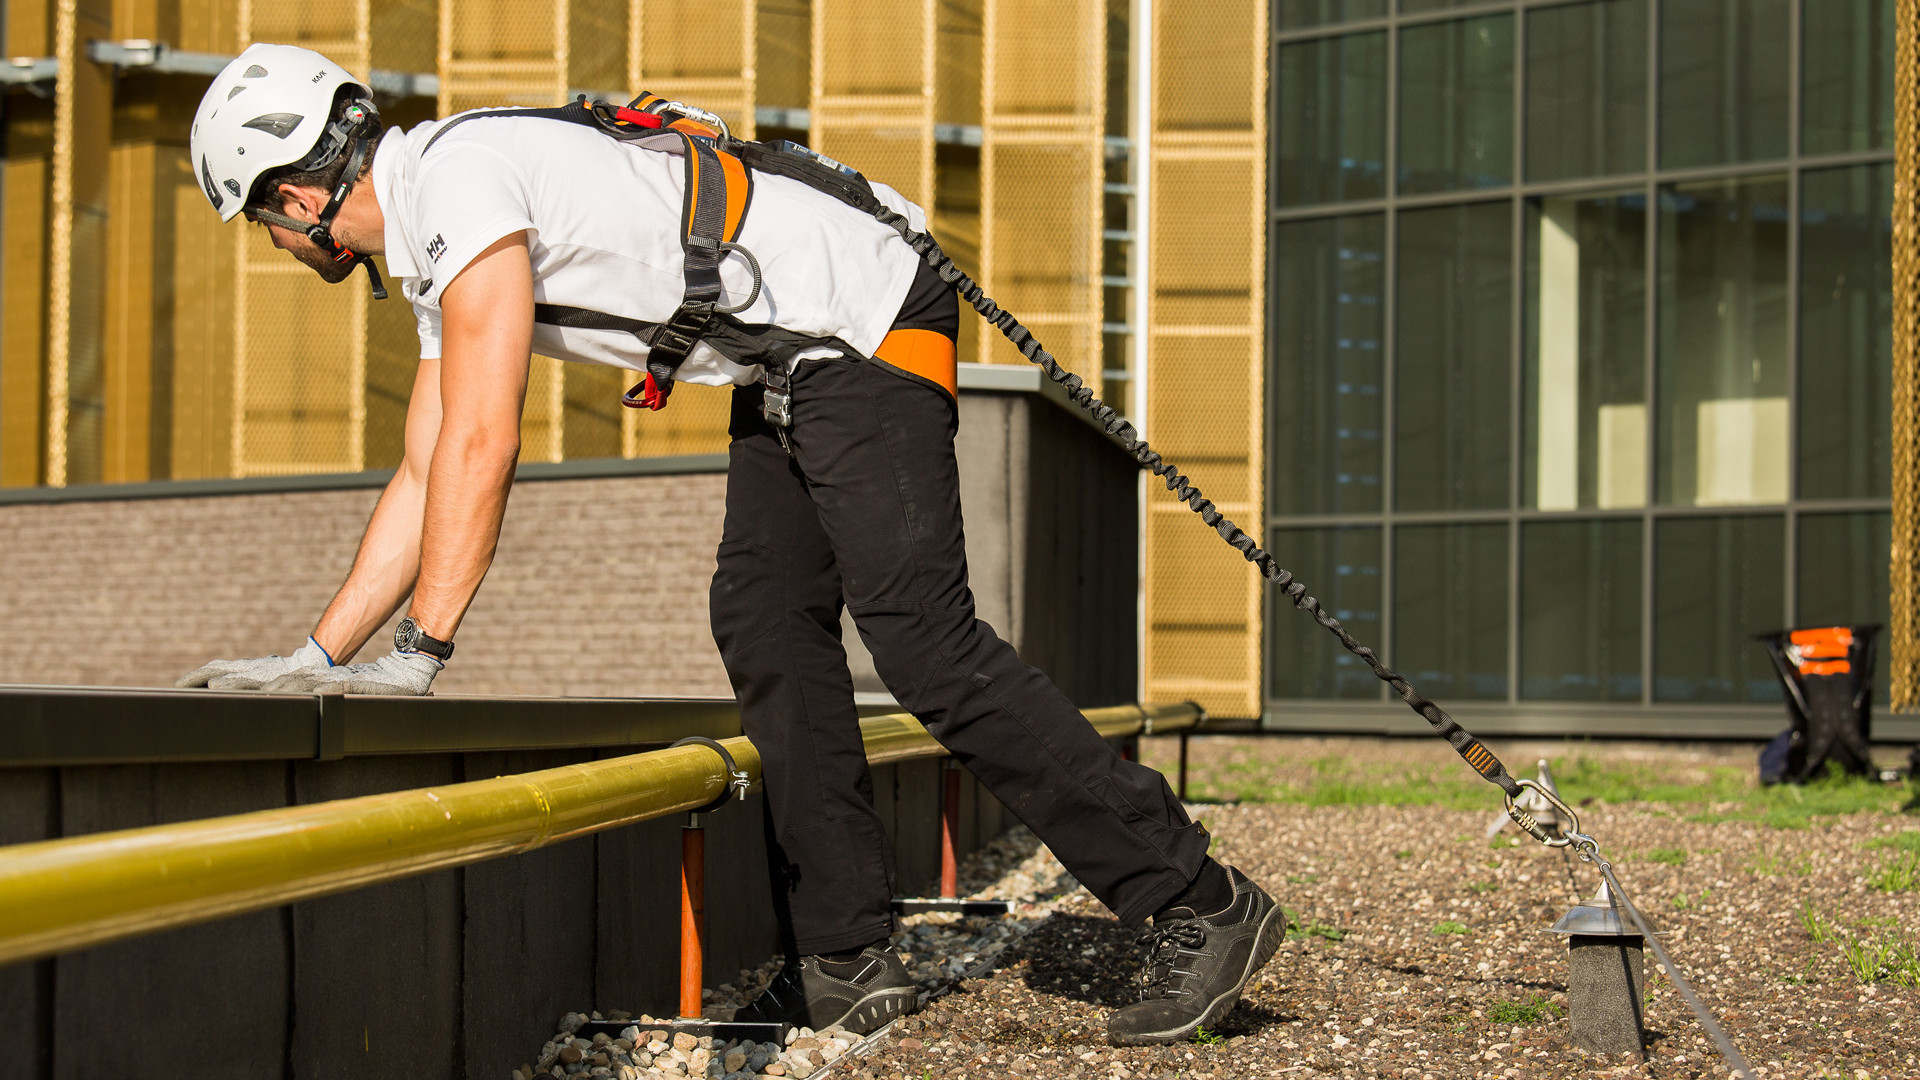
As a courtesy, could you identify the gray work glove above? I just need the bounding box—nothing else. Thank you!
[176,637,333,690]
[261,649,442,696]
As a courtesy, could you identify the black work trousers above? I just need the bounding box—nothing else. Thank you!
[708,353,1210,956]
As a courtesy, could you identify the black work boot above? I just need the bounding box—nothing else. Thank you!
[733,943,920,1034]
[1106,866,1284,1046]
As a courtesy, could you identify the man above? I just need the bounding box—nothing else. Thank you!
[179,43,1282,1045]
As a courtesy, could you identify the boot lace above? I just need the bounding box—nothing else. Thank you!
[1134,921,1208,1002]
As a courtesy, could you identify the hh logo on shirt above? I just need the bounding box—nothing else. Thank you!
[426,234,447,262]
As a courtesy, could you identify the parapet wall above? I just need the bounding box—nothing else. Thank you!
[0,376,1139,705]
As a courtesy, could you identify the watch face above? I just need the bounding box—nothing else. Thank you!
[396,618,418,651]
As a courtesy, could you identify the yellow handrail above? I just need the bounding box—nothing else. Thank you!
[0,702,1200,967]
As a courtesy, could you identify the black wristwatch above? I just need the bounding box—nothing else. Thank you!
[394,616,455,661]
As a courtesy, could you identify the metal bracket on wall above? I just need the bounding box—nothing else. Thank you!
[0,57,58,95]
[0,41,442,100]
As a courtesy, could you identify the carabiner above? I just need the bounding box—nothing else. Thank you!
[1505,778,1583,850]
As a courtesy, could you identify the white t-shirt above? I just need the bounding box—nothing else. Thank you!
[370,111,929,385]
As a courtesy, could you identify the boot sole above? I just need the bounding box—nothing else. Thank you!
[823,985,920,1036]
[1106,899,1287,1047]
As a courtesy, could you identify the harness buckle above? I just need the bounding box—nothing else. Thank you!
[761,368,793,429]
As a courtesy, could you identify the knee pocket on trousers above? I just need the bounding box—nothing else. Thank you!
[1087,772,1207,868]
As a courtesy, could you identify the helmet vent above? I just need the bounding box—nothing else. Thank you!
[242,113,304,139]
[227,86,247,100]
[243,64,269,78]
[224,179,243,197]
[200,156,225,211]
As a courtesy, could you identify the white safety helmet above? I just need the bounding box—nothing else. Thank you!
[189,42,375,222]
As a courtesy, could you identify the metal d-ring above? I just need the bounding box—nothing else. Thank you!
[671,736,751,815]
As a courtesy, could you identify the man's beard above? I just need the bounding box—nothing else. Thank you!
[293,242,357,284]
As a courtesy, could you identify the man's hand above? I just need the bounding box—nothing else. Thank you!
[260,650,443,696]
[175,638,333,690]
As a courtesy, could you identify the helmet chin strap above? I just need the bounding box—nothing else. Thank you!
[251,134,388,300]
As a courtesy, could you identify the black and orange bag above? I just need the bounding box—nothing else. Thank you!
[1756,625,1880,784]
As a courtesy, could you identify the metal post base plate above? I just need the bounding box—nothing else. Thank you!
[576,1019,793,1044]
[889,898,1016,917]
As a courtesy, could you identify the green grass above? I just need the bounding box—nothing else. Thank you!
[1487,996,1558,1025]
[1869,850,1920,893]
[1282,908,1346,942]
[1181,747,1910,829]
[1432,920,1470,935]
[1799,902,1920,988]
[1642,847,1688,865]
[1798,900,1841,944]
[1189,1027,1224,1045]
[1865,830,1920,853]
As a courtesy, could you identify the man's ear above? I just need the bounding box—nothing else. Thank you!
[275,183,323,225]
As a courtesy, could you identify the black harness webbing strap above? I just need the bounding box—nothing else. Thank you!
[420,100,756,410]
[533,303,659,337]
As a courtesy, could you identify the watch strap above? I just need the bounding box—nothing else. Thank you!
[396,617,455,661]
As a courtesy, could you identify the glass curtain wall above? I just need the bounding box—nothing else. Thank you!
[1266,0,1894,720]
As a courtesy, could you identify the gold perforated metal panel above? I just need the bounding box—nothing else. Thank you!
[978,0,1102,376]
[233,0,369,476]
[631,0,754,132]
[1142,0,1266,719]
[811,0,933,206]
[2,98,52,488]
[932,0,983,383]
[439,0,566,112]
[1893,0,1919,710]
[625,383,735,457]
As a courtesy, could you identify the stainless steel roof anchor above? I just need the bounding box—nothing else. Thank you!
[1547,879,1651,1059]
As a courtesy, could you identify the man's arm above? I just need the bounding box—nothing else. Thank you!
[308,355,444,662]
[400,232,535,643]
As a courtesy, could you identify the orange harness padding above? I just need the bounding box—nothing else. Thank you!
[873,328,958,398]
[1788,626,1853,676]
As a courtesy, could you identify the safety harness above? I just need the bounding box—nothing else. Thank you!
[419,95,786,412]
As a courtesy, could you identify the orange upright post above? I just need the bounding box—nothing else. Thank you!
[939,763,961,899]
[679,817,706,1018]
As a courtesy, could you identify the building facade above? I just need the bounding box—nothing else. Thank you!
[1264,0,1898,734]
[0,0,1272,719]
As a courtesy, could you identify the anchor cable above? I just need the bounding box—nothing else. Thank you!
[866,206,1525,801]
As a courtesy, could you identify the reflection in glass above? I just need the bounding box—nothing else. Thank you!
[1520,519,1642,701]
[1797,512,1890,704]
[1658,0,1789,168]
[1275,33,1387,206]
[1394,523,1509,701]
[1397,202,1511,511]
[1278,0,1388,30]
[1653,515,1783,702]
[1524,192,1647,510]
[1525,0,1647,182]
[1656,177,1789,507]
[1269,527,1383,699]
[1272,215,1386,514]
[1799,165,1893,500]
[1802,0,1895,155]
[1398,16,1514,194]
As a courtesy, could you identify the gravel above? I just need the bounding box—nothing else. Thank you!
[524,735,1919,1080]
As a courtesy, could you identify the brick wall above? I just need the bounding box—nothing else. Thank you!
[0,474,734,696]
